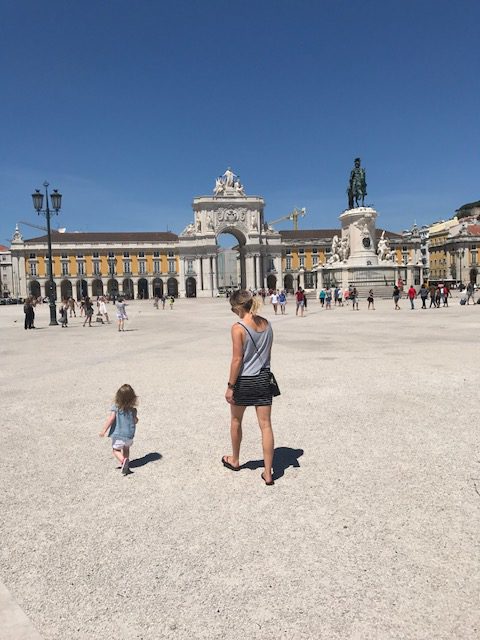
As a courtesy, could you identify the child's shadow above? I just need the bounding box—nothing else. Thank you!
[129,452,162,469]
[241,446,303,481]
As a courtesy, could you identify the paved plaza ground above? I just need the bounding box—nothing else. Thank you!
[0,294,479,640]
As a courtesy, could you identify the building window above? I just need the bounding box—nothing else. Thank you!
[123,252,130,258]
[139,261,146,274]
[186,259,194,274]
[312,248,318,265]
[29,253,36,259]
[108,259,116,274]
[77,262,85,275]
[30,262,37,276]
[138,251,145,258]
[61,262,69,276]
[123,261,131,274]
[93,252,99,259]
[299,248,305,254]
[286,247,291,255]
[286,256,292,270]
[153,260,161,274]
[299,256,305,268]
[168,259,176,273]
[153,251,160,258]
[168,251,175,258]
[77,254,84,259]
[471,252,477,265]
[108,252,115,259]
[93,262,101,275]
[61,253,68,259]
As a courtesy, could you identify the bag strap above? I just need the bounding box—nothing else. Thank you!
[236,322,260,355]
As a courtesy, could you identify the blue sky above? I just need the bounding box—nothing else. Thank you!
[1,0,478,246]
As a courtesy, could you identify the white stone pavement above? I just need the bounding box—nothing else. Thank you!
[0,295,479,640]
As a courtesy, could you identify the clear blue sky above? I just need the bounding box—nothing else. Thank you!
[1,0,478,246]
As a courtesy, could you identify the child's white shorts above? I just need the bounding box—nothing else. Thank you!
[112,438,133,450]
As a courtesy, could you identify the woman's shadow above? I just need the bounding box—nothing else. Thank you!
[129,452,162,469]
[241,447,303,481]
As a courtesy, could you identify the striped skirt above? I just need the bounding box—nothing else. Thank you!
[233,368,272,407]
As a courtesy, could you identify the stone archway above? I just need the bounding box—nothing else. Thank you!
[107,279,118,296]
[152,278,163,297]
[267,274,277,291]
[137,278,149,299]
[167,277,178,297]
[29,280,41,298]
[45,281,57,301]
[60,279,72,300]
[217,227,246,290]
[123,278,134,299]
[76,279,87,299]
[92,279,104,296]
[185,277,197,297]
[284,274,293,292]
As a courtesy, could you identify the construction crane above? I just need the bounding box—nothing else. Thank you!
[268,207,306,231]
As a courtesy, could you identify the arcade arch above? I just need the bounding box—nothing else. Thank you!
[216,228,246,290]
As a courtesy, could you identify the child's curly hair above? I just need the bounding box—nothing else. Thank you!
[115,384,138,411]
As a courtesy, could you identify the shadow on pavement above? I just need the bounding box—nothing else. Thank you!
[129,452,162,468]
[241,446,304,481]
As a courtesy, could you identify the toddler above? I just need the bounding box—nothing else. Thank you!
[99,384,138,475]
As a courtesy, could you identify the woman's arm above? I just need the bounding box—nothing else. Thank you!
[225,324,244,404]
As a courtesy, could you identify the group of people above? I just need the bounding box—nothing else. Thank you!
[101,289,277,485]
[153,294,175,310]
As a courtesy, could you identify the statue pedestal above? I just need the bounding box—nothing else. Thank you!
[340,207,378,266]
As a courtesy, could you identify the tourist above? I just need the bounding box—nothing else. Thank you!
[295,287,305,317]
[98,296,110,323]
[79,298,85,317]
[351,286,359,310]
[161,294,166,309]
[59,301,68,327]
[443,284,450,307]
[169,295,175,310]
[223,290,276,486]
[23,296,35,330]
[278,290,287,314]
[466,282,474,305]
[333,287,339,306]
[153,295,159,309]
[99,383,139,475]
[367,289,375,310]
[344,288,350,306]
[429,285,437,308]
[337,288,343,306]
[419,283,429,309]
[435,286,442,308]
[67,297,77,317]
[270,289,279,315]
[83,297,94,327]
[393,284,401,310]
[325,287,332,309]
[319,288,326,307]
[115,297,128,331]
[407,285,417,310]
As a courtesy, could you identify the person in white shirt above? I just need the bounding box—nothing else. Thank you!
[270,290,279,315]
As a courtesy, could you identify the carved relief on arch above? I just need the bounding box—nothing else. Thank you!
[216,221,248,238]
[216,207,248,224]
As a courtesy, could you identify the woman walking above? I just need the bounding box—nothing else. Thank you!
[83,296,94,327]
[367,289,375,310]
[223,290,276,486]
[393,285,401,310]
[23,296,35,330]
[115,297,128,331]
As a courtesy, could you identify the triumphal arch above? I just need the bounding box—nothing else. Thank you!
[178,168,283,297]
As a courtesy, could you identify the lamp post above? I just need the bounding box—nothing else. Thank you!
[32,182,62,325]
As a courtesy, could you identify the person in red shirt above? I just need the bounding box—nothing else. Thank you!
[295,287,305,317]
[407,285,417,310]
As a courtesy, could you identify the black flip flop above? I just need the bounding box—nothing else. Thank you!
[222,456,240,472]
[261,472,275,486]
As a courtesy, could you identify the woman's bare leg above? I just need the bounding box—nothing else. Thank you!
[255,405,274,481]
[227,404,246,467]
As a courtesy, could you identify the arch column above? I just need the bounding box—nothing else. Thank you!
[245,254,256,290]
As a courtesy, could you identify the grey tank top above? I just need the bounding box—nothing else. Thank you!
[237,320,273,376]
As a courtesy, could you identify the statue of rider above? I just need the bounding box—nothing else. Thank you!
[347,157,367,208]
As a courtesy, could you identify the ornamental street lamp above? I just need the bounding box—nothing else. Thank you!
[32,182,62,325]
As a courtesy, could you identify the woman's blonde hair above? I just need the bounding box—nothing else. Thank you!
[229,290,262,316]
[115,384,138,411]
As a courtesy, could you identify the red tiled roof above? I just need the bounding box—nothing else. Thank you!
[25,231,178,244]
[0,244,9,251]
